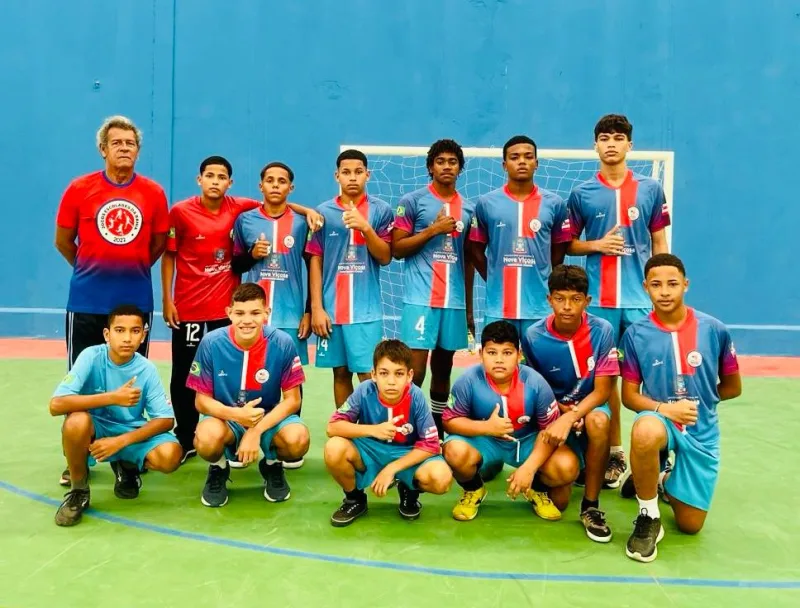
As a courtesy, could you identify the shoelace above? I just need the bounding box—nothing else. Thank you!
[584,508,607,527]
[266,467,287,489]
[208,468,227,492]
[341,500,363,515]
[633,510,656,537]
[458,490,480,506]
[531,491,554,506]
[63,489,89,509]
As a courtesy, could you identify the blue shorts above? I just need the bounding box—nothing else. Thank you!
[400,304,468,351]
[89,416,179,471]
[638,411,720,511]
[589,307,650,342]
[484,316,540,342]
[444,432,584,474]
[575,404,611,459]
[352,437,444,491]
[212,414,305,461]
[315,321,383,373]
[275,326,309,366]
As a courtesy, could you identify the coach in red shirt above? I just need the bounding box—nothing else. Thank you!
[54,115,169,485]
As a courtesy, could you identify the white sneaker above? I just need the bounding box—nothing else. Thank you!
[282,458,305,470]
[228,459,248,469]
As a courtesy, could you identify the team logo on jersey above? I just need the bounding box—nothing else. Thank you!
[529,218,542,233]
[268,254,280,269]
[455,220,464,233]
[396,205,405,217]
[517,415,531,425]
[214,248,225,262]
[686,351,703,368]
[587,356,596,372]
[442,236,454,252]
[628,207,640,221]
[346,245,358,262]
[189,362,201,376]
[96,200,143,245]
[284,235,295,248]
[255,368,270,383]
[397,423,414,436]
[513,237,526,253]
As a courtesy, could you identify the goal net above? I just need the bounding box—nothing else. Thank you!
[340,144,675,341]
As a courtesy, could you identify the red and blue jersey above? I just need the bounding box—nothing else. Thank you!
[305,195,394,325]
[619,308,739,448]
[469,186,572,319]
[330,381,440,454]
[57,171,169,313]
[443,364,560,439]
[522,313,619,405]
[186,324,305,411]
[394,185,476,309]
[233,207,309,329]
[568,171,671,309]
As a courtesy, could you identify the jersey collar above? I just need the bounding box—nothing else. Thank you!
[649,307,695,332]
[377,383,412,409]
[546,313,588,341]
[227,325,266,351]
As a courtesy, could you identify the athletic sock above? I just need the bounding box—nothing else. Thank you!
[213,455,228,468]
[610,445,624,455]
[459,473,484,492]
[636,495,661,519]
[71,473,89,491]
[345,488,366,503]
[430,391,448,439]
[581,497,599,513]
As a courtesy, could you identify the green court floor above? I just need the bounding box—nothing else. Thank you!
[1,359,798,607]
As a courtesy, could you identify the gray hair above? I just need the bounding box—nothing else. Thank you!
[96,115,142,150]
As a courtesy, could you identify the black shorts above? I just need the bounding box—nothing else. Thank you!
[65,311,154,369]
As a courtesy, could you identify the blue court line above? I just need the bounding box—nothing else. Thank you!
[1,481,798,590]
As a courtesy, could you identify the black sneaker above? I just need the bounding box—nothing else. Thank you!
[201,464,230,507]
[180,448,197,465]
[619,468,636,499]
[330,497,368,527]
[397,482,422,521]
[259,459,290,502]
[626,510,665,563]
[55,488,90,527]
[111,461,141,499]
[580,507,612,543]
[604,451,627,489]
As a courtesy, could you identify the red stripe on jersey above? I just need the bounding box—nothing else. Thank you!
[334,273,351,324]
[336,195,368,245]
[502,266,519,318]
[227,327,268,391]
[269,209,296,253]
[257,279,273,311]
[521,193,543,239]
[571,319,594,378]
[619,173,639,228]
[599,255,619,308]
[379,385,413,444]
[487,369,526,431]
[675,309,699,377]
[430,262,447,307]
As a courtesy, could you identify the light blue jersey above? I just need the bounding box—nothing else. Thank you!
[53,344,174,430]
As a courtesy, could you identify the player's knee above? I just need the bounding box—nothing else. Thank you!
[193,422,227,456]
[544,447,580,486]
[442,441,477,470]
[416,462,453,495]
[585,410,610,439]
[323,436,353,467]
[62,411,93,438]
[631,416,667,451]
[146,442,182,473]
[278,425,310,459]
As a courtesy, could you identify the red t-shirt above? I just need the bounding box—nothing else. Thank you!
[167,196,260,321]
[56,171,169,313]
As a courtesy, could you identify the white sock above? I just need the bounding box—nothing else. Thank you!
[610,445,624,455]
[213,455,227,468]
[265,459,279,466]
[636,495,661,519]
[658,471,668,490]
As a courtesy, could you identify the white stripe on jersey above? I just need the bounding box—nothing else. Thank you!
[500,396,508,418]
[349,228,355,321]
[444,202,451,308]
[516,204,524,317]
[267,220,279,324]
[567,340,581,378]
[240,349,250,391]
[670,332,683,375]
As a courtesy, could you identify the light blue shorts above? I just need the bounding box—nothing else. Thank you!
[400,304,468,351]
[637,411,720,511]
[202,414,306,461]
[315,321,383,373]
[352,437,444,490]
[275,326,309,366]
[444,432,584,474]
[89,416,178,471]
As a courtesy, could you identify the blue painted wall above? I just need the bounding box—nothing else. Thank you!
[2,0,798,354]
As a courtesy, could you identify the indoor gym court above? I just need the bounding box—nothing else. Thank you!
[1,340,798,607]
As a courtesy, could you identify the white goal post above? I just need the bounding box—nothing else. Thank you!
[339,144,675,339]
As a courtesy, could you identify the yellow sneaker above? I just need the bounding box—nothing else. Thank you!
[452,486,488,521]
[525,489,562,521]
